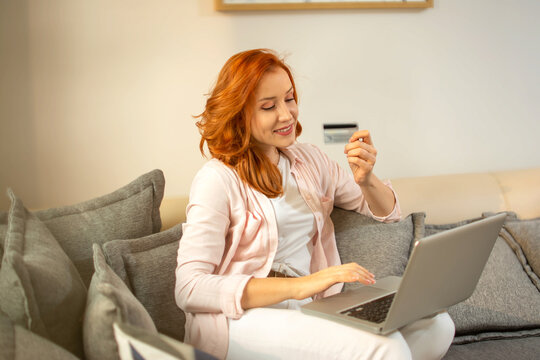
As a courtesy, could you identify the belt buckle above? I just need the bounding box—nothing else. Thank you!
[269,270,290,278]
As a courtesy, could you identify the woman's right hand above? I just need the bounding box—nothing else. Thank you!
[241,263,375,310]
[294,262,375,300]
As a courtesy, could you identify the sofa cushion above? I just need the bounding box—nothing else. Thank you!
[0,309,79,360]
[84,244,157,360]
[0,190,87,358]
[35,169,165,286]
[451,328,540,346]
[113,321,217,360]
[444,335,540,360]
[503,217,540,289]
[426,216,540,342]
[331,208,425,291]
[103,224,185,341]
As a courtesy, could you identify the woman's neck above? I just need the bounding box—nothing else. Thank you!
[253,142,280,165]
[265,147,280,165]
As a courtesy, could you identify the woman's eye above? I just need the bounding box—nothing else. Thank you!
[285,97,295,102]
[262,105,275,111]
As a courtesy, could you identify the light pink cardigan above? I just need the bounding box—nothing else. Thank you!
[175,143,401,359]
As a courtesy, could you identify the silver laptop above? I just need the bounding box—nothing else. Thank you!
[301,213,506,335]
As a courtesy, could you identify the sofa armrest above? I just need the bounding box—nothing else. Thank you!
[160,196,189,231]
[493,168,540,220]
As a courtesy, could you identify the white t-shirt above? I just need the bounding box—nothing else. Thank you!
[269,154,317,277]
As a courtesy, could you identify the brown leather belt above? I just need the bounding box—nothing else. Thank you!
[267,270,295,278]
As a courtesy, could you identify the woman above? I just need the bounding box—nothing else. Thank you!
[175,49,454,360]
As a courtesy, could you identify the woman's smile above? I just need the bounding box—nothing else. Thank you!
[274,123,294,135]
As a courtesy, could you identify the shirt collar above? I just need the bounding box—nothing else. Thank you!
[279,143,304,168]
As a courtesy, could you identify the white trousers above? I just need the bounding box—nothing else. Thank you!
[227,299,455,360]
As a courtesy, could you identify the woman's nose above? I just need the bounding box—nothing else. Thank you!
[277,102,292,122]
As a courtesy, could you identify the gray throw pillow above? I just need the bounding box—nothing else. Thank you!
[424,217,482,237]
[83,244,157,360]
[0,310,79,360]
[500,227,540,292]
[331,208,425,291]
[484,211,540,290]
[35,169,165,286]
[503,217,540,289]
[426,215,540,342]
[449,236,540,338]
[103,224,185,341]
[0,190,87,358]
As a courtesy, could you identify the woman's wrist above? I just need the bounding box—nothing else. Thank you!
[357,172,375,188]
[358,174,396,217]
[292,276,313,300]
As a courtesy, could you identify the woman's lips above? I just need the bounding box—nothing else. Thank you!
[274,124,293,136]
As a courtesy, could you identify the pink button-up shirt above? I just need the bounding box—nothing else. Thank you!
[175,143,401,359]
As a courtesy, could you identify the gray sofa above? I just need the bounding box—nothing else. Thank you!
[331,208,540,360]
[1,169,539,359]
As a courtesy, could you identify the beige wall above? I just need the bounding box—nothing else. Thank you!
[1,0,539,211]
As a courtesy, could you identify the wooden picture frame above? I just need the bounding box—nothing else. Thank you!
[215,0,433,11]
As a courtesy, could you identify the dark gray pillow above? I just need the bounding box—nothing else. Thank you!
[503,217,540,289]
[0,190,87,358]
[35,169,165,286]
[0,310,79,360]
[83,244,157,360]
[331,208,425,291]
[426,216,540,343]
[103,224,185,341]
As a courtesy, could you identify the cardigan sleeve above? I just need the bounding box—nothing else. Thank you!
[174,163,252,319]
[307,143,401,223]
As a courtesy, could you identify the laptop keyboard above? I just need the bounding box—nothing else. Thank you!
[340,293,396,324]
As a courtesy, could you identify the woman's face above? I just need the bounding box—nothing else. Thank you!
[249,67,298,160]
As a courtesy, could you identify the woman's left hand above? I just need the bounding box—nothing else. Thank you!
[344,130,377,186]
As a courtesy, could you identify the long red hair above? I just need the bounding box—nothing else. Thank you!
[195,49,302,198]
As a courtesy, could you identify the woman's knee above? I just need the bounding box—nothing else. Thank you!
[433,312,455,344]
[433,312,456,357]
[371,333,412,360]
[397,312,455,360]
